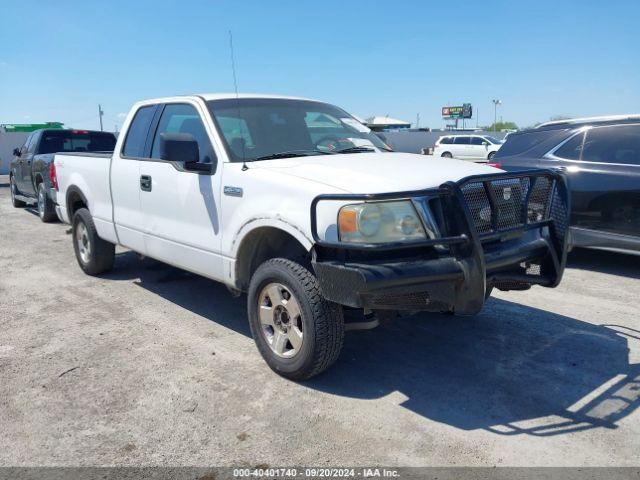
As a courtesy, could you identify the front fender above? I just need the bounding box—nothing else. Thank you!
[230,217,313,259]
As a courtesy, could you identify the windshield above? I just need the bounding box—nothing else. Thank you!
[484,136,503,144]
[206,98,389,162]
[38,130,116,154]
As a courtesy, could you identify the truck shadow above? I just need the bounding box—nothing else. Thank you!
[567,248,640,279]
[104,250,640,437]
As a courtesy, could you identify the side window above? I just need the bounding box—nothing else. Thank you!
[122,105,156,158]
[582,125,640,165]
[454,137,470,145]
[151,104,215,164]
[440,137,452,145]
[22,133,34,154]
[469,137,485,145]
[553,132,584,160]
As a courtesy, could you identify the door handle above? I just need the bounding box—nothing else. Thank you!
[140,175,152,192]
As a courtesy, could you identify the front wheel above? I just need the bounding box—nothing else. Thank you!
[488,151,496,161]
[247,258,344,380]
[72,208,115,275]
[10,175,26,208]
[37,183,57,222]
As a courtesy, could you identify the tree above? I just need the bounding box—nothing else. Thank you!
[483,121,518,132]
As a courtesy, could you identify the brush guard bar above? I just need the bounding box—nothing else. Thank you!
[310,169,570,315]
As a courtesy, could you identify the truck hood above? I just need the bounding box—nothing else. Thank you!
[250,152,501,193]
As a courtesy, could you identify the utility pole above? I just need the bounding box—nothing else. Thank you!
[492,99,502,132]
[416,113,420,129]
[98,104,104,132]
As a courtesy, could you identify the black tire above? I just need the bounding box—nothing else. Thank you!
[247,258,344,380]
[10,175,26,208]
[441,152,453,158]
[72,208,115,275]
[488,151,496,161]
[37,183,57,223]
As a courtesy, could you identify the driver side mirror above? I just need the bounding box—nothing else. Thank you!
[160,132,216,173]
[482,141,489,146]
[13,147,21,157]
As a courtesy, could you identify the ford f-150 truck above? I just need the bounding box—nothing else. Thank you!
[10,129,116,222]
[53,94,570,380]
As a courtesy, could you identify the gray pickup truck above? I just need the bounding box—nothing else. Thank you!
[9,129,116,221]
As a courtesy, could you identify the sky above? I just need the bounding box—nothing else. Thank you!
[1,0,639,132]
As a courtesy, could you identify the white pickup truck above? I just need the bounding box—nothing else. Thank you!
[53,94,570,379]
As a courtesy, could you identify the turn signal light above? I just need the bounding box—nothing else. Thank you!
[338,208,357,234]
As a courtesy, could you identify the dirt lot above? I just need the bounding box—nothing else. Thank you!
[1,174,639,467]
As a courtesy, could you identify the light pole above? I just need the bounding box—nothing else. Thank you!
[492,99,501,132]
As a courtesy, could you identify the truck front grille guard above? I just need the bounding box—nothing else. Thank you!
[310,169,570,256]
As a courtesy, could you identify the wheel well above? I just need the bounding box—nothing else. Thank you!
[34,174,43,187]
[66,188,88,219]
[235,227,311,290]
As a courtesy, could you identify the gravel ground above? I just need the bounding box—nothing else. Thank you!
[1,174,639,467]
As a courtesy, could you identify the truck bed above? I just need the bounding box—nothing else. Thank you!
[54,152,117,243]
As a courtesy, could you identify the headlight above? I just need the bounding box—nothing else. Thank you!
[338,200,427,244]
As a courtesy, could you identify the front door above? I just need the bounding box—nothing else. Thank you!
[111,104,160,253]
[18,132,38,193]
[138,101,224,281]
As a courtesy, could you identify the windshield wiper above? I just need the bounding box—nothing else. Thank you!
[252,150,335,161]
[334,146,376,154]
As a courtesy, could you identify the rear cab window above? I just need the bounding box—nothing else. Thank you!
[122,105,157,158]
[38,130,116,154]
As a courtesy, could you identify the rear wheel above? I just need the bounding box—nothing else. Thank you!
[441,152,453,158]
[247,258,344,380]
[72,208,115,275]
[37,183,57,222]
[10,175,26,208]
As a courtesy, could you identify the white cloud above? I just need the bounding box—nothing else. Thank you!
[0,61,8,68]
[117,112,127,119]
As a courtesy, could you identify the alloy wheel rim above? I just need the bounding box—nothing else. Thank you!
[76,222,91,264]
[258,282,304,358]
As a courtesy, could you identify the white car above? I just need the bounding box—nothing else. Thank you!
[433,134,503,161]
[51,94,568,380]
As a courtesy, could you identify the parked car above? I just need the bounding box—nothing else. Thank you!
[433,134,503,162]
[494,115,640,254]
[52,94,569,380]
[9,129,116,221]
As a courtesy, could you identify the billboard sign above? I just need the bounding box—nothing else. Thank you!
[442,103,472,119]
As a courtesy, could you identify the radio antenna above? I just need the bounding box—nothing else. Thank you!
[228,30,248,171]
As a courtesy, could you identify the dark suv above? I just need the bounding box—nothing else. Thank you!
[494,116,640,253]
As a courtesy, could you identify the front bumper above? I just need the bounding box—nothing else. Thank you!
[311,170,569,315]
